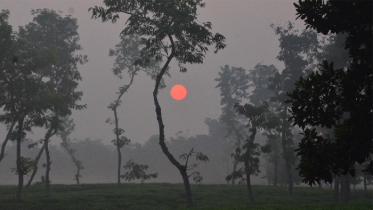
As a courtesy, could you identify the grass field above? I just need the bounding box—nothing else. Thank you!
[0,183,371,210]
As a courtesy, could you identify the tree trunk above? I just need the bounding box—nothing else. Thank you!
[231,160,238,185]
[43,126,55,196]
[16,117,25,202]
[75,167,80,185]
[334,176,340,203]
[231,129,241,185]
[330,178,333,190]
[25,143,46,189]
[0,120,16,163]
[114,109,121,185]
[281,108,292,195]
[180,169,193,207]
[244,127,256,204]
[363,175,367,191]
[153,51,193,207]
[318,180,322,189]
[44,139,51,195]
[340,175,350,204]
[274,159,278,186]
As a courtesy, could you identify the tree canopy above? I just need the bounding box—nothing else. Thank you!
[288,0,372,185]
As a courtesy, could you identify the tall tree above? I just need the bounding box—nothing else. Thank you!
[0,23,58,201]
[270,22,319,195]
[230,103,271,204]
[107,34,162,185]
[288,0,372,203]
[247,63,282,186]
[90,0,225,207]
[215,65,250,185]
[24,9,87,195]
[0,10,17,164]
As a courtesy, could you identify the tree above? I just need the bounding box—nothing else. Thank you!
[60,118,84,185]
[288,0,372,198]
[229,103,271,204]
[0,10,17,164]
[270,22,319,195]
[24,9,87,195]
[247,63,282,186]
[0,24,58,201]
[90,0,225,207]
[121,159,158,183]
[215,65,250,185]
[107,34,163,185]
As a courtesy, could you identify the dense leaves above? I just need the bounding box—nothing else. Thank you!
[288,0,372,185]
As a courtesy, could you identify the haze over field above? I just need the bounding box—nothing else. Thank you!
[0,1,371,208]
[1,0,303,144]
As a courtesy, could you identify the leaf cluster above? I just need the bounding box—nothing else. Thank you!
[90,0,225,72]
[121,159,158,183]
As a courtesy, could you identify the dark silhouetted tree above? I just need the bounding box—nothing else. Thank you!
[24,9,87,195]
[90,0,225,207]
[288,1,372,204]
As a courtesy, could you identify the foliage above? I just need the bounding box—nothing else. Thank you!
[179,148,209,184]
[89,0,225,72]
[121,159,158,183]
[90,0,225,207]
[11,157,36,175]
[288,0,372,185]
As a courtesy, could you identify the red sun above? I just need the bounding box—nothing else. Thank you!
[170,84,187,101]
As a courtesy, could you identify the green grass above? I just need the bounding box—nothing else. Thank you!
[0,184,371,210]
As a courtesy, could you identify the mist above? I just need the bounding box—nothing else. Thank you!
[0,0,371,209]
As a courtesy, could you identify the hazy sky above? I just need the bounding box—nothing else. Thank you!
[1,0,306,145]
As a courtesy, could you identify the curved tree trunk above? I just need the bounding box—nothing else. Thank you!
[111,70,136,185]
[153,49,193,207]
[25,143,46,189]
[0,120,16,163]
[60,137,82,185]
